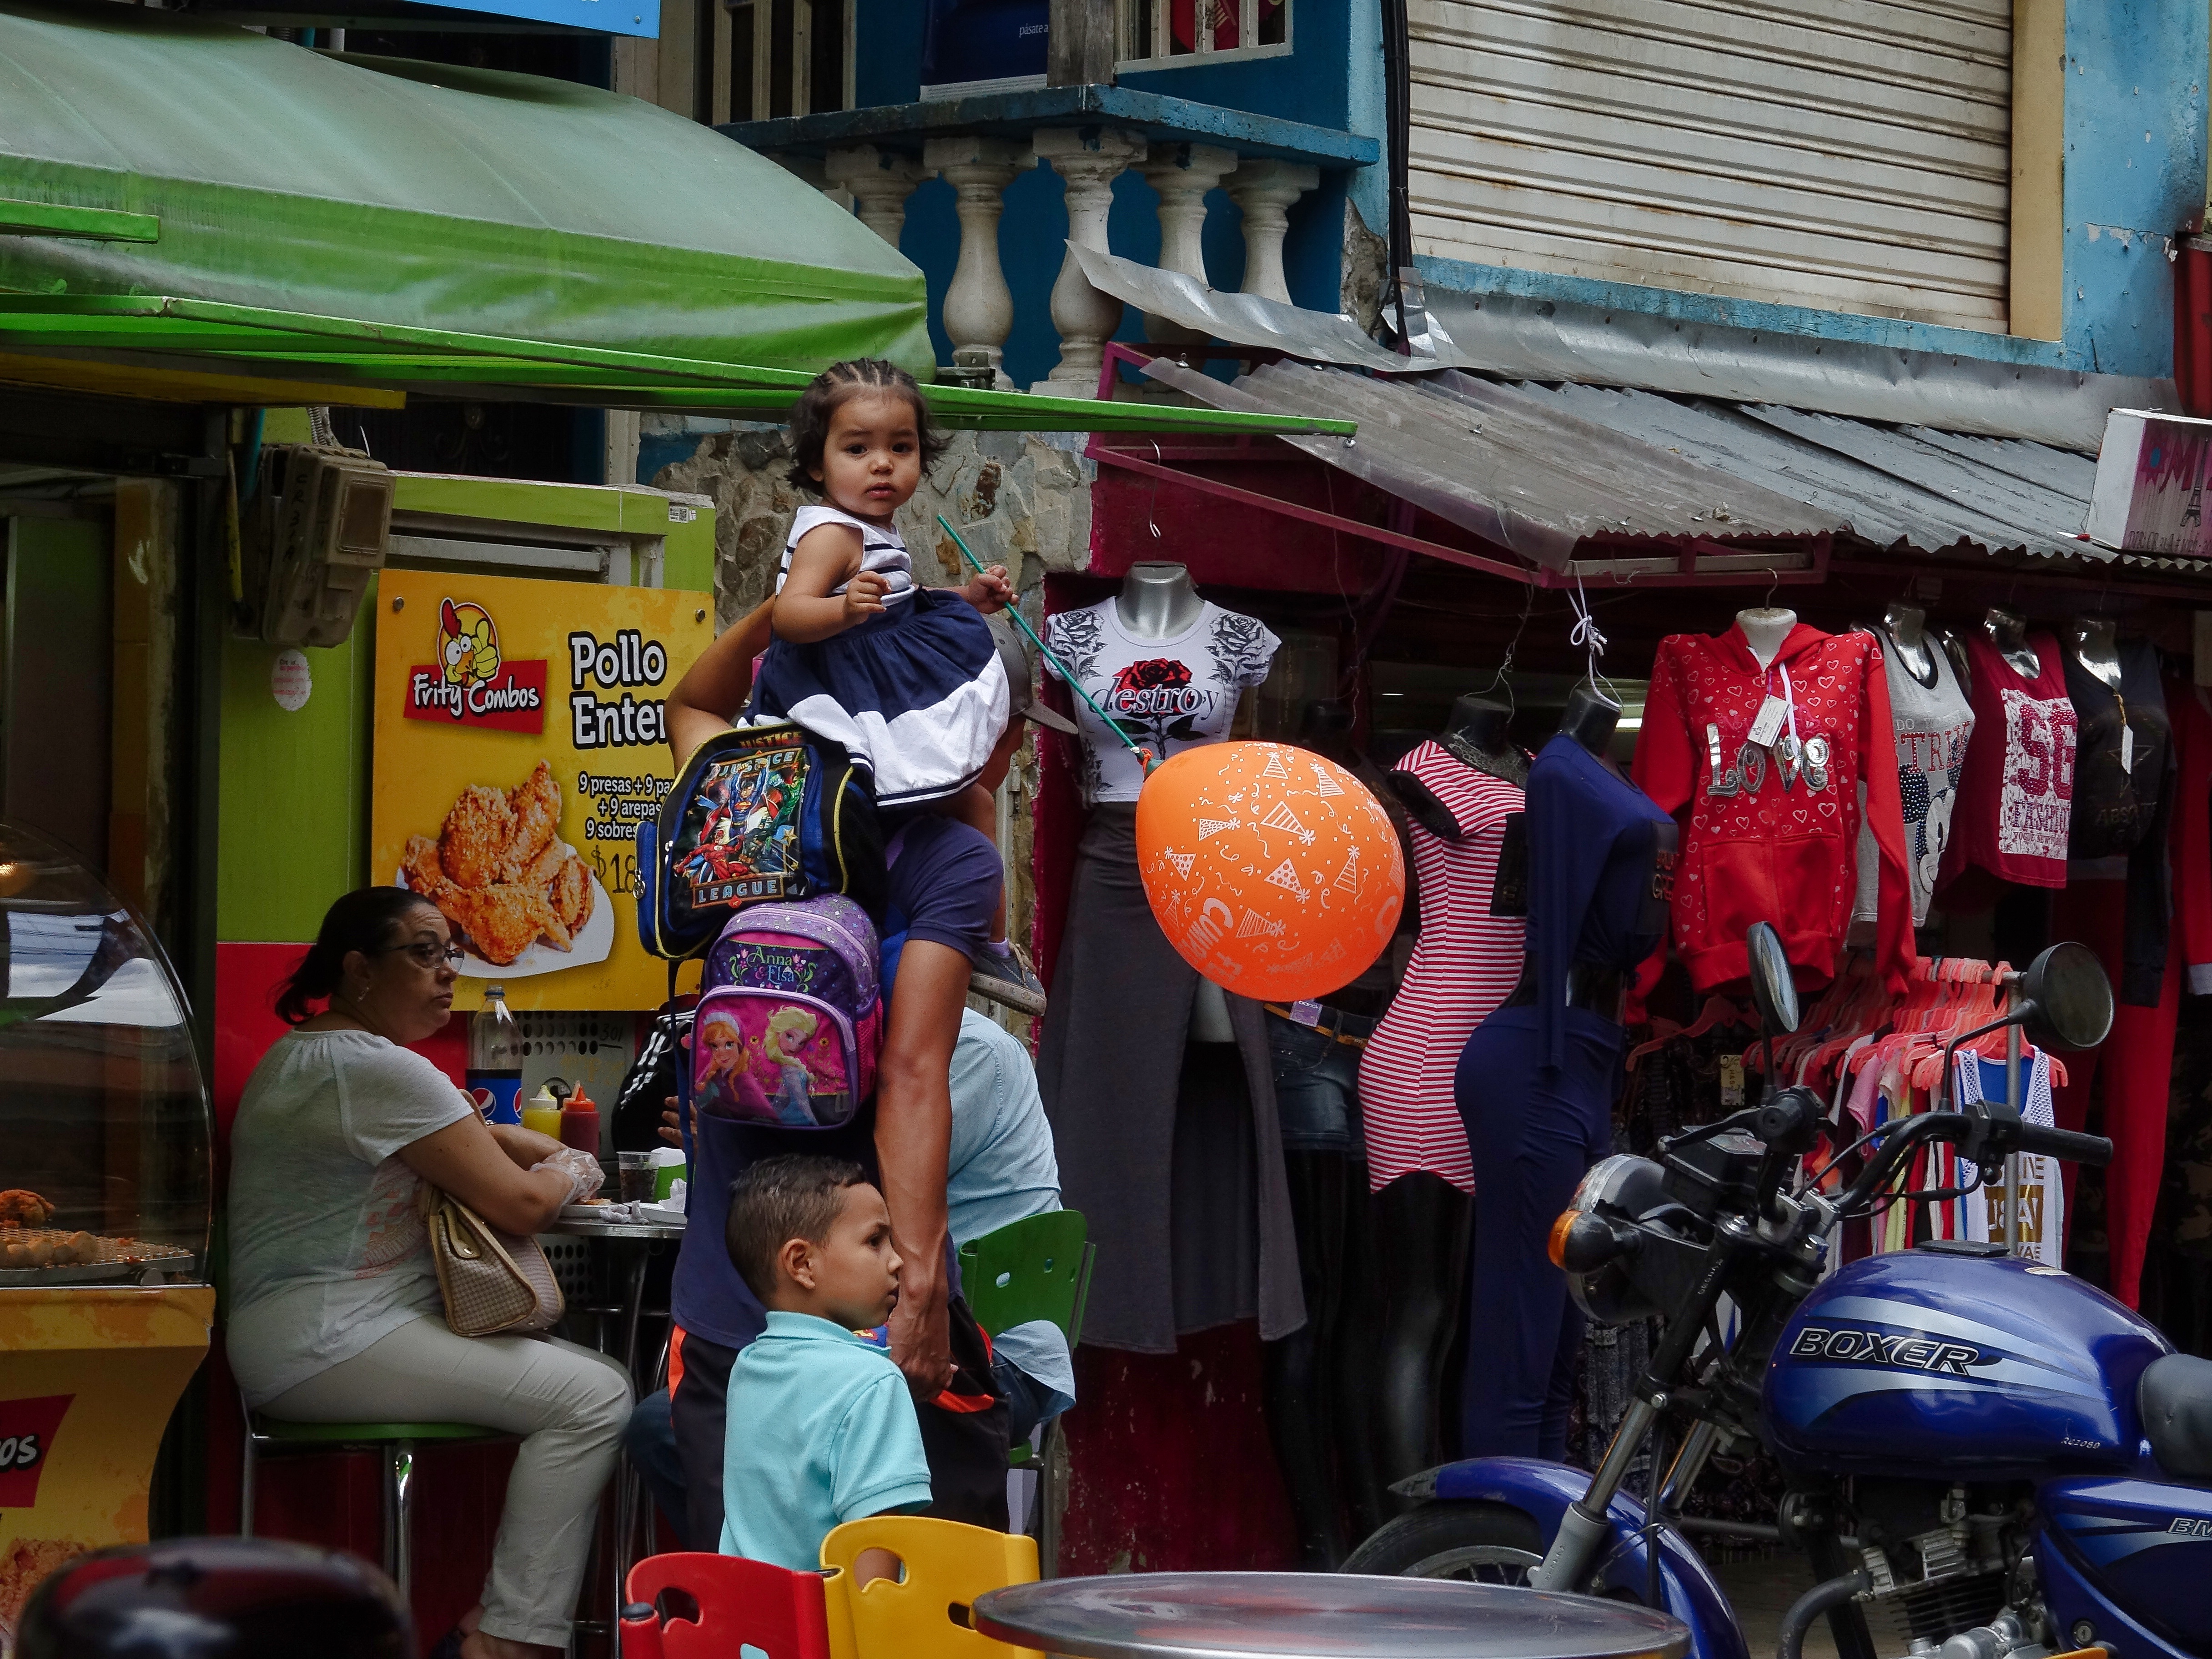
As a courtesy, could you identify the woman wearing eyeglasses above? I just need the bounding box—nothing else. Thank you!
[226,886,632,1659]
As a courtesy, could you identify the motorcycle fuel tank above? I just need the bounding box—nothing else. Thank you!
[1764,1249,2169,1478]
[2039,1476,2212,1655]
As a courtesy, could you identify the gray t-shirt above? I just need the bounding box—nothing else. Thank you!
[1854,627,1974,929]
[226,1030,475,1407]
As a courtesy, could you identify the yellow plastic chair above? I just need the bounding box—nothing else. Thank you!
[818,1515,1039,1659]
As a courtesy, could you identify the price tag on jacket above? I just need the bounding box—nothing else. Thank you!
[1719,1054,1746,1109]
[1746,694,1790,749]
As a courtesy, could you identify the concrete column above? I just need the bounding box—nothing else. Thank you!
[1035,126,1145,395]
[825,145,926,246]
[926,136,1032,390]
[1140,141,1238,342]
[1226,159,1319,306]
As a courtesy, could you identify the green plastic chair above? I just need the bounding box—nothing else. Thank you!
[214,1209,511,1607]
[954,1207,1093,1569]
[957,1209,1093,1352]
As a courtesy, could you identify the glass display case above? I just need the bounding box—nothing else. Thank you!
[0,823,209,1286]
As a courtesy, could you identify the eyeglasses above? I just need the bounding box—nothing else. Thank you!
[381,940,466,970]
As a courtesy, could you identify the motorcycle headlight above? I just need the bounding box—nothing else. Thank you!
[1551,1154,1674,1326]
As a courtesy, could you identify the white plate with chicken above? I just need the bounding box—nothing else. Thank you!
[399,760,615,976]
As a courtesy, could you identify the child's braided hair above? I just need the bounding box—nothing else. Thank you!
[784,358,946,493]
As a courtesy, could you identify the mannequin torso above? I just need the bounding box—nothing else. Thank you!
[1558,684,1622,761]
[1393,694,1525,836]
[1983,607,2040,679]
[2067,616,2122,694]
[1116,561,1206,639]
[1882,602,1937,686]
[1737,606,1797,670]
[1116,560,1228,1039]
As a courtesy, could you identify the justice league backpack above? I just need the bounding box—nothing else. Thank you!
[689,894,882,1131]
[636,722,885,961]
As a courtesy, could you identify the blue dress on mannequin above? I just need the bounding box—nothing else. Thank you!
[1454,731,1674,1460]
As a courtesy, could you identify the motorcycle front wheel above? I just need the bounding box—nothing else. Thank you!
[1341,1501,1546,1584]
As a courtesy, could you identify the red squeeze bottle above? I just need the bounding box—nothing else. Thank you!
[558,1086,602,1157]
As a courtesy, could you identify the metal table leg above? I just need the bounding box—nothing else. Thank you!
[608,1239,653,1624]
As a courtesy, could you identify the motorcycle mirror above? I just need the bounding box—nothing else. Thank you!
[2014,941,2114,1053]
[1744,921,1800,1036]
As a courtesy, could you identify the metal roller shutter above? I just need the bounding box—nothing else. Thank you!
[1408,0,2012,333]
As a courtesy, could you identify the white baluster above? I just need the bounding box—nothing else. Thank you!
[1034,126,1145,396]
[769,152,855,214]
[1140,142,1237,343]
[1225,159,1319,306]
[925,136,1031,390]
[825,144,926,247]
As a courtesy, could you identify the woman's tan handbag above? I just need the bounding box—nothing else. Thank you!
[419,1185,565,1337]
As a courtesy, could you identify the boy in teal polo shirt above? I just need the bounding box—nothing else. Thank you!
[719,1155,933,1571]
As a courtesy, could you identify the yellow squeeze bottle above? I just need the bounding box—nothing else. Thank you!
[520,1085,565,1141]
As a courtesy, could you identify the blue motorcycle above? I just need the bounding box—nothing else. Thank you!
[1346,927,2212,1659]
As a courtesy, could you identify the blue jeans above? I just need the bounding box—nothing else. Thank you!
[1266,1011,1369,1156]
[623,1388,690,1550]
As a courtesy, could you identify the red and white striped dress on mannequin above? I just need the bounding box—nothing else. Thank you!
[1358,740,1525,1193]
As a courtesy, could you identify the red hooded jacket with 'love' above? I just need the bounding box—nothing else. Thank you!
[1632,621,1914,999]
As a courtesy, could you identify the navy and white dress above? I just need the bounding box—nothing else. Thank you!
[749,504,1008,810]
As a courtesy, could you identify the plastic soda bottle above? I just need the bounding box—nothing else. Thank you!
[468,985,524,1125]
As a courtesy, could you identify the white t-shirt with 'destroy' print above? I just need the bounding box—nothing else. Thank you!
[1045,600,1280,804]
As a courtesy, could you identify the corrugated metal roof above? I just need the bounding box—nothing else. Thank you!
[1138,357,2212,578]
[1073,245,2177,454]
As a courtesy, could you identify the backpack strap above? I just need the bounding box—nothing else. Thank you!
[669,958,696,1171]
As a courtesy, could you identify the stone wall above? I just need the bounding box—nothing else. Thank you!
[646,421,1095,1008]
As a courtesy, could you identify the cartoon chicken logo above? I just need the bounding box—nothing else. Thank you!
[439,599,500,689]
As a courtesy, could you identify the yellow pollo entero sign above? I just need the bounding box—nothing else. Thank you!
[372,569,710,1010]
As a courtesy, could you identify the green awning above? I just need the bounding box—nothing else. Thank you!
[0,292,1356,434]
[0,1,1355,437]
[0,0,929,374]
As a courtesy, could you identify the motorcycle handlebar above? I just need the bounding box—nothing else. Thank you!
[1833,1109,2115,1217]
[2010,1121,2114,1168]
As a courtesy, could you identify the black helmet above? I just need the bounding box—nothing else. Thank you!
[16,1538,410,1659]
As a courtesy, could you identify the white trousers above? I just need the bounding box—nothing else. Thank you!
[267,1316,633,1647]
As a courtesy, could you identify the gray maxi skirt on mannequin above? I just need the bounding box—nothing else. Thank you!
[1036,803,1306,1354]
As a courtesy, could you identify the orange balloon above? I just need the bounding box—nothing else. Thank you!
[1136,740,1406,1002]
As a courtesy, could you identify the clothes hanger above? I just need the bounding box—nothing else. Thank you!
[1624,993,1751,1070]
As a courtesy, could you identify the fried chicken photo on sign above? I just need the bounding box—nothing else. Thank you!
[403,759,596,965]
[438,785,514,889]
[503,759,561,880]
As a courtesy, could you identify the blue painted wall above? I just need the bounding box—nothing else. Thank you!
[2061,0,2207,377]
[858,0,1367,386]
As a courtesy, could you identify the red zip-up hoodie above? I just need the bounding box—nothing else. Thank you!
[1634,622,1913,997]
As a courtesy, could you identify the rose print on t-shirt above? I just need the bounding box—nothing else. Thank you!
[1113,658,1193,695]
[1047,601,1281,804]
[1051,607,1106,683]
[1208,613,1273,687]
[1105,657,1217,761]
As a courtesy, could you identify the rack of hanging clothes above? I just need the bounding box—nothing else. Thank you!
[1750,953,2072,1270]
[1615,995,1760,1155]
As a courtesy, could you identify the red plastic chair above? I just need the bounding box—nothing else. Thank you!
[620,1552,846,1659]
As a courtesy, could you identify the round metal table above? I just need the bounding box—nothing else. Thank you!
[546,1215,686,1639]
[970,1574,1690,1659]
